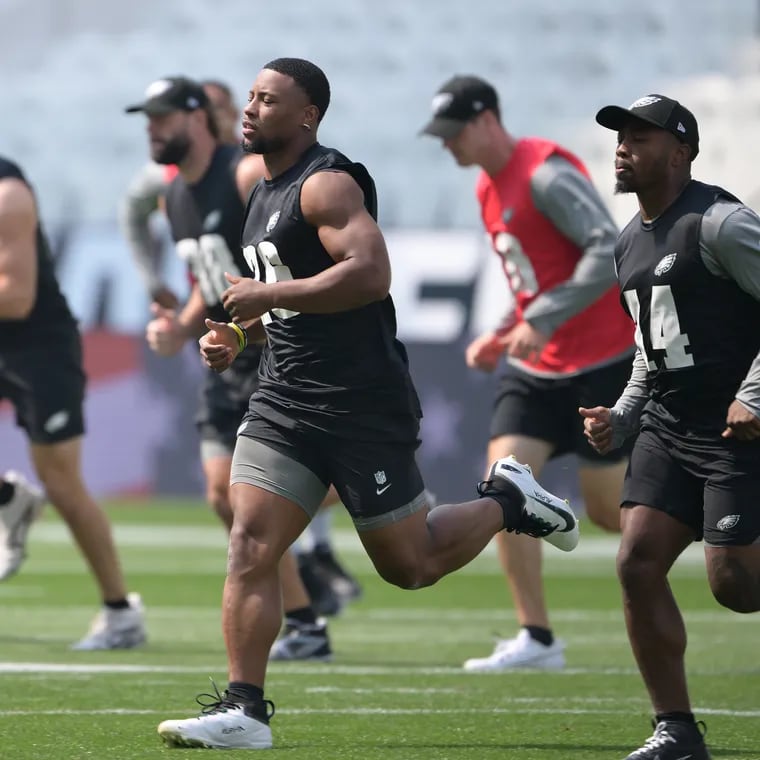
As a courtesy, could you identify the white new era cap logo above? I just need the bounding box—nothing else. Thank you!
[677,122,686,133]
[629,95,661,109]
[431,92,454,115]
[145,79,173,98]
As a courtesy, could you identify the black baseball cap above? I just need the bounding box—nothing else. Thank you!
[125,76,209,115]
[420,75,499,139]
[596,94,699,159]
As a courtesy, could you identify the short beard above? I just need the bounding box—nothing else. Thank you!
[152,135,191,165]
[614,177,636,195]
[241,135,287,155]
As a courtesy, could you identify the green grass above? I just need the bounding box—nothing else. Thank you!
[0,501,758,759]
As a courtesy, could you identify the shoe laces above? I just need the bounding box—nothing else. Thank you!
[635,723,678,753]
[518,513,556,539]
[195,679,275,721]
[633,720,707,756]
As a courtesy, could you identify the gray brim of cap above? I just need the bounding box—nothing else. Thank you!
[595,105,662,132]
[419,116,467,139]
[124,101,178,115]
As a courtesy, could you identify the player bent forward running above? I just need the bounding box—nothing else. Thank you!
[156,57,578,750]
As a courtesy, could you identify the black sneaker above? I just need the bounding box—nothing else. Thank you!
[297,552,343,617]
[269,619,332,661]
[312,543,363,602]
[476,456,579,552]
[624,720,711,760]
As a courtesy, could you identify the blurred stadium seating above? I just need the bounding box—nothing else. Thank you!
[2,1,759,498]
[1,0,758,230]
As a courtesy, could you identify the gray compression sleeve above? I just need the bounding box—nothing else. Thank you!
[522,155,619,336]
[608,349,649,448]
[700,201,760,417]
[118,162,167,294]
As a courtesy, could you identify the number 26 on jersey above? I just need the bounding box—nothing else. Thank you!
[243,242,299,324]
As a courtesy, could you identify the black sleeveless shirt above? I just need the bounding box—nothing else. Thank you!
[0,157,78,349]
[164,144,261,369]
[240,143,421,430]
[615,180,760,431]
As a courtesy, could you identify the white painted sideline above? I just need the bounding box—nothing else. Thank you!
[28,524,708,564]
[0,706,757,718]
[0,662,753,678]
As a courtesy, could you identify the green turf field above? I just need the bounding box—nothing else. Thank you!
[0,500,757,759]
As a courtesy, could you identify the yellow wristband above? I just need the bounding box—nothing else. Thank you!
[227,322,247,352]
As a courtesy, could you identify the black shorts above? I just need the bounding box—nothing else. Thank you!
[490,356,633,463]
[622,426,760,546]
[0,331,86,444]
[196,362,259,452]
[234,403,426,530]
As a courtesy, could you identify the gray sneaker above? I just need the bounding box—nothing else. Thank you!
[71,592,147,650]
[0,471,45,581]
[269,619,332,662]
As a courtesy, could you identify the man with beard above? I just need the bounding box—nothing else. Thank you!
[125,76,335,662]
[120,79,241,310]
[421,75,633,672]
[123,77,358,618]
[156,57,579,750]
[0,156,146,649]
[582,94,760,760]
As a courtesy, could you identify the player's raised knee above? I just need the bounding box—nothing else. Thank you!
[709,564,760,613]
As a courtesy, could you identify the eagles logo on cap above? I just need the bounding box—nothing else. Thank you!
[125,76,209,116]
[420,75,499,139]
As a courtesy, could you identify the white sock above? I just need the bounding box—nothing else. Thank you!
[308,509,333,549]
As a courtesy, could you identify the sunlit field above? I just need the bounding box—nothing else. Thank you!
[0,501,757,759]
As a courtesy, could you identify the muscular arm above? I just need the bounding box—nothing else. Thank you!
[700,201,760,417]
[0,177,37,319]
[521,155,619,336]
[118,162,168,295]
[267,170,391,313]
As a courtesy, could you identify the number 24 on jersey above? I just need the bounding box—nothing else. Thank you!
[623,285,695,370]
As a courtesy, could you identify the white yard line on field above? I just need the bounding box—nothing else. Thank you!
[0,705,757,717]
[29,524,709,564]
[0,662,755,679]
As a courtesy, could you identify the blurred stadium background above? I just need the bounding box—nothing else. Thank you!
[2,0,760,502]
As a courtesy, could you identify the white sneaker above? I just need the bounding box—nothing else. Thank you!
[463,629,566,672]
[158,687,274,749]
[0,471,46,581]
[71,592,147,650]
[478,456,579,552]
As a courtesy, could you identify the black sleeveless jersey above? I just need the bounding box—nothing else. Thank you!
[240,143,421,426]
[164,144,261,370]
[0,157,78,349]
[615,180,760,432]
